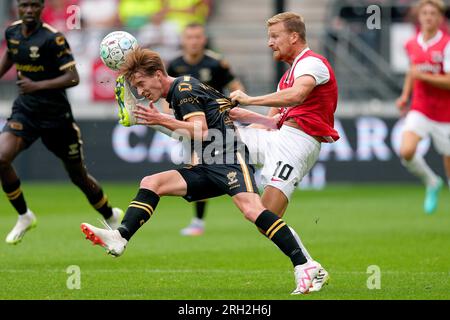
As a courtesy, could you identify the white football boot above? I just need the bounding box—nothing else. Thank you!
[180,218,205,236]
[5,210,37,244]
[105,207,124,230]
[291,260,321,294]
[309,265,330,292]
[81,223,127,257]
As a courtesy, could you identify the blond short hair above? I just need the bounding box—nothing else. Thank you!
[267,12,306,42]
[119,47,167,82]
[417,0,446,15]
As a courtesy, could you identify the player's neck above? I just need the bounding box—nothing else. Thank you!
[21,21,41,37]
[421,28,439,42]
[184,52,204,65]
[286,44,308,65]
[162,76,176,98]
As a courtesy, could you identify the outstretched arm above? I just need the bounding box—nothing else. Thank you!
[229,107,280,129]
[230,75,316,108]
[133,102,208,140]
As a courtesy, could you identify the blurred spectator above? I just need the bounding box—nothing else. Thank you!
[80,0,119,29]
[163,0,212,32]
[137,11,180,64]
[119,0,163,30]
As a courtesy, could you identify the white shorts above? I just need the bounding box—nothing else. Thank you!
[403,110,450,156]
[238,125,321,200]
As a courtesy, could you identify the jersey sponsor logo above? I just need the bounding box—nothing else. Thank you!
[29,46,40,59]
[431,51,443,63]
[8,48,19,55]
[16,64,45,72]
[416,62,441,74]
[178,96,200,106]
[178,82,192,92]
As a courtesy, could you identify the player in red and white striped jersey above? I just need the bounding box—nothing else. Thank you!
[396,0,450,214]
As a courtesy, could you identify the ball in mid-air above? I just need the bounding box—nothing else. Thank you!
[100,31,138,71]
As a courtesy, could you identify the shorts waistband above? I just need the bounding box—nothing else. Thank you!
[280,125,321,146]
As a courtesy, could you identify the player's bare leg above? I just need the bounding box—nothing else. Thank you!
[400,131,443,213]
[443,155,450,190]
[0,132,37,244]
[63,161,123,228]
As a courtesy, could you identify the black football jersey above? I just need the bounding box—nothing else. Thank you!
[166,76,246,164]
[5,20,76,118]
[167,50,235,94]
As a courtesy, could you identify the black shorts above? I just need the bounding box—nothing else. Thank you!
[2,107,84,163]
[177,162,259,202]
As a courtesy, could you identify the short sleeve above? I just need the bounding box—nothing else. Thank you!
[293,57,330,85]
[4,29,13,59]
[215,59,235,88]
[47,32,76,71]
[173,82,205,120]
[444,42,450,73]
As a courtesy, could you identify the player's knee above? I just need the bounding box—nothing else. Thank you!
[399,147,415,162]
[241,206,264,222]
[140,175,161,194]
[0,153,12,170]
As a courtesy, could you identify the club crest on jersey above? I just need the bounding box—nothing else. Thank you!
[227,171,238,185]
[431,51,443,63]
[29,46,40,59]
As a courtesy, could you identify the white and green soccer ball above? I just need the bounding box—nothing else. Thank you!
[99,31,138,71]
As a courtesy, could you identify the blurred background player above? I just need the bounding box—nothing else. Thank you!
[0,0,123,244]
[396,0,450,214]
[166,22,245,236]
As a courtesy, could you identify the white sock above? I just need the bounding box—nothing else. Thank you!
[448,179,450,189]
[401,155,439,187]
[289,226,312,261]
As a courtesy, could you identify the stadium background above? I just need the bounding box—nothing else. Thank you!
[0,0,449,302]
[0,0,448,187]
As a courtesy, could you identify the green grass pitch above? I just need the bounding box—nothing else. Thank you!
[0,183,449,300]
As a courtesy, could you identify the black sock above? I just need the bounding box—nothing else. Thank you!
[195,201,207,220]
[3,180,27,215]
[255,210,307,266]
[118,189,160,241]
[89,191,113,219]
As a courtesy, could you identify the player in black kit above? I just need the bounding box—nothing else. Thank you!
[0,0,123,244]
[167,23,245,235]
[80,48,319,294]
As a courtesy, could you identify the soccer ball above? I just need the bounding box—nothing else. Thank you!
[99,31,138,71]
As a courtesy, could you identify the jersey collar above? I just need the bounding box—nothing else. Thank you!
[285,47,310,84]
[417,30,443,51]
